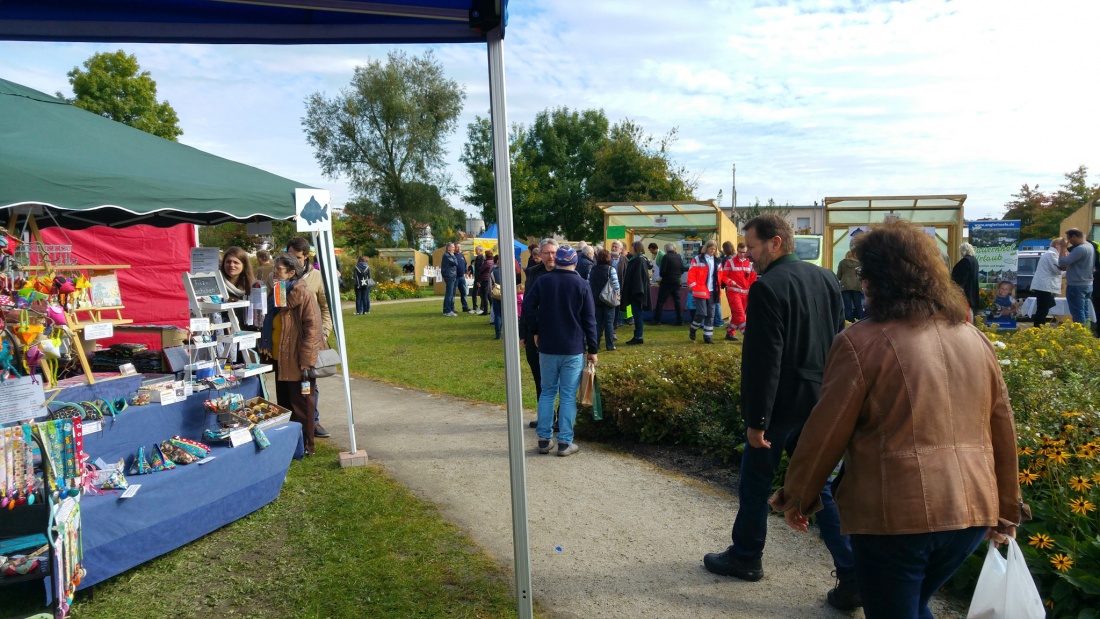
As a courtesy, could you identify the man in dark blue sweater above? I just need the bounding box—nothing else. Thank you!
[522,245,599,457]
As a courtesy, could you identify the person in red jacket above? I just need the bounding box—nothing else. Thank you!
[687,240,721,344]
[719,241,756,341]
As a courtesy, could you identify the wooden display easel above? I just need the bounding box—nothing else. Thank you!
[6,211,132,385]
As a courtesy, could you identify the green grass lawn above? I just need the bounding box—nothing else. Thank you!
[0,442,516,619]
[343,298,739,408]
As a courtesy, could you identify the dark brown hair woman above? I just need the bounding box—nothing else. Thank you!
[770,221,1023,618]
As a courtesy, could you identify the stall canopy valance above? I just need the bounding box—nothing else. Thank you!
[0,77,311,229]
[0,0,503,44]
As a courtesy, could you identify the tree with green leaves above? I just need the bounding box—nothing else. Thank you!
[588,120,697,204]
[62,50,182,141]
[459,115,535,227]
[302,50,465,248]
[1004,165,1099,239]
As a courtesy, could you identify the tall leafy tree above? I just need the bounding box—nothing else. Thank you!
[518,107,609,241]
[588,120,697,203]
[1004,165,1099,239]
[302,50,466,248]
[459,115,534,227]
[63,50,182,141]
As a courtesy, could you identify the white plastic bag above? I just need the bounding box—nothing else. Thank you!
[967,538,1046,619]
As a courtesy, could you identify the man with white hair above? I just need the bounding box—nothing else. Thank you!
[950,242,980,319]
[522,244,598,457]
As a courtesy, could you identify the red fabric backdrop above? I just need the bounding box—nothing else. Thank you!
[40,224,196,350]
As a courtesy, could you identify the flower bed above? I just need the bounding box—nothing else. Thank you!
[370,281,422,301]
[977,322,1100,617]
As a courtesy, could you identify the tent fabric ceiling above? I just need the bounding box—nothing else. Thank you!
[0,77,312,229]
[0,0,505,44]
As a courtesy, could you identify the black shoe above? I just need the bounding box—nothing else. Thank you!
[314,424,331,438]
[463,308,473,313]
[606,346,616,351]
[725,334,739,341]
[689,327,697,341]
[703,336,714,344]
[827,571,862,610]
[625,338,643,345]
[703,548,763,581]
[528,420,538,428]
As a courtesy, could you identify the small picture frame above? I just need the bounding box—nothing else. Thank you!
[89,273,123,307]
[118,363,138,376]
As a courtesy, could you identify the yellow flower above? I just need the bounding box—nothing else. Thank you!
[1078,443,1099,459]
[1062,411,1081,418]
[1069,497,1097,515]
[1069,476,1093,492]
[1048,450,1070,466]
[1018,446,1034,456]
[1019,470,1039,485]
[1028,533,1054,550]
[1091,472,1100,483]
[1051,553,1073,572]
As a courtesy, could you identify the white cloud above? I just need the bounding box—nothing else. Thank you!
[1,0,1098,222]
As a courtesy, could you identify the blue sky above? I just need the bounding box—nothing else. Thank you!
[1,0,1097,221]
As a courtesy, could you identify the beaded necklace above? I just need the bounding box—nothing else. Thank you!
[21,424,35,505]
[11,427,26,507]
[1,427,12,508]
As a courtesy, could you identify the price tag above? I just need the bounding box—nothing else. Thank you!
[189,317,210,332]
[228,428,253,448]
[83,322,114,340]
[120,484,141,499]
[196,456,216,465]
[158,387,179,406]
[237,333,258,350]
[190,247,221,274]
[83,420,102,434]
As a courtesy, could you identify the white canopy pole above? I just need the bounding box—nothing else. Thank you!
[313,229,359,455]
[487,26,533,619]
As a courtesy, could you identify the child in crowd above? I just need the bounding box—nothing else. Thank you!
[516,283,524,317]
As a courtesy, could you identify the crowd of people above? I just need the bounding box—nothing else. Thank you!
[203,218,1031,616]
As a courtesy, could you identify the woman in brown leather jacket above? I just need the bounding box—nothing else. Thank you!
[259,254,323,456]
[770,221,1023,619]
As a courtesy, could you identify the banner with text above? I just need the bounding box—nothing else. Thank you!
[969,220,1021,328]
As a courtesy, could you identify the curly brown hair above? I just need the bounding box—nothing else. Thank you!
[852,221,969,323]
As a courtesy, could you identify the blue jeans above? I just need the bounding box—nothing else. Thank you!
[355,287,370,314]
[442,277,457,314]
[850,526,987,619]
[491,298,502,337]
[537,352,584,445]
[713,292,723,327]
[1066,284,1093,323]
[730,426,854,576]
[841,290,864,322]
[595,304,616,349]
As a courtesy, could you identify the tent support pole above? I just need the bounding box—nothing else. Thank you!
[314,229,359,456]
[487,27,534,619]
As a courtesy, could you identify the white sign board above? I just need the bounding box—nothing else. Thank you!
[0,375,48,424]
[189,317,210,332]
[295,188,332,232]
[83,322,114,340]
[653,216,669,228]
[229,427,253,448]
[190,247,221,274]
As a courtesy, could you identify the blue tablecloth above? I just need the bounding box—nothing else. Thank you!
[69,375,303,589]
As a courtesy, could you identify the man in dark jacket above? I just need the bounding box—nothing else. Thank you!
[576,246,595,280]
[651,243,685,325]
[522,239,556,428]
[440,243,458,316]
[470,245,486,315]
[454,246,471,313]
[703,214,858,611]
[950,243,981,319]
[522,244,598,457]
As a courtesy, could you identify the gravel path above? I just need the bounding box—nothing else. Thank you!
[312,373,966,618]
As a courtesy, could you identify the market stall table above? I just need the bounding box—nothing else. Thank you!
[54,374,303,589]
[1018,296,1097,322]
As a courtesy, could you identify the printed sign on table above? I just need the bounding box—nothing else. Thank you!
[970,220,1021,329]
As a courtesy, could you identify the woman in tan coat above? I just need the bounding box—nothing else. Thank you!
[260,254,323,455]
[769,221,1024,619]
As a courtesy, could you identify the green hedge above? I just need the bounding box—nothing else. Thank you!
[576,348,744,463]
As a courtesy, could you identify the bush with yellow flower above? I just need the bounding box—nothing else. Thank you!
[965,321,1100,617]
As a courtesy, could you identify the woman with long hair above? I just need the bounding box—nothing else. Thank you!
[259,254,324,456]
[220,246,256,328]
[769,221,1023,619]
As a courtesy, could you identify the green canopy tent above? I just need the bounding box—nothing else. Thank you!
[0,77,308,227]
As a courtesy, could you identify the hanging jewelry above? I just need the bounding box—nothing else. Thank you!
[1,427,12,508]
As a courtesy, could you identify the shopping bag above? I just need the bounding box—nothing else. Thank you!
[577,362,596,408]
[591,376,603,421]
[624,304,633,320]
[966,538,1045,619]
